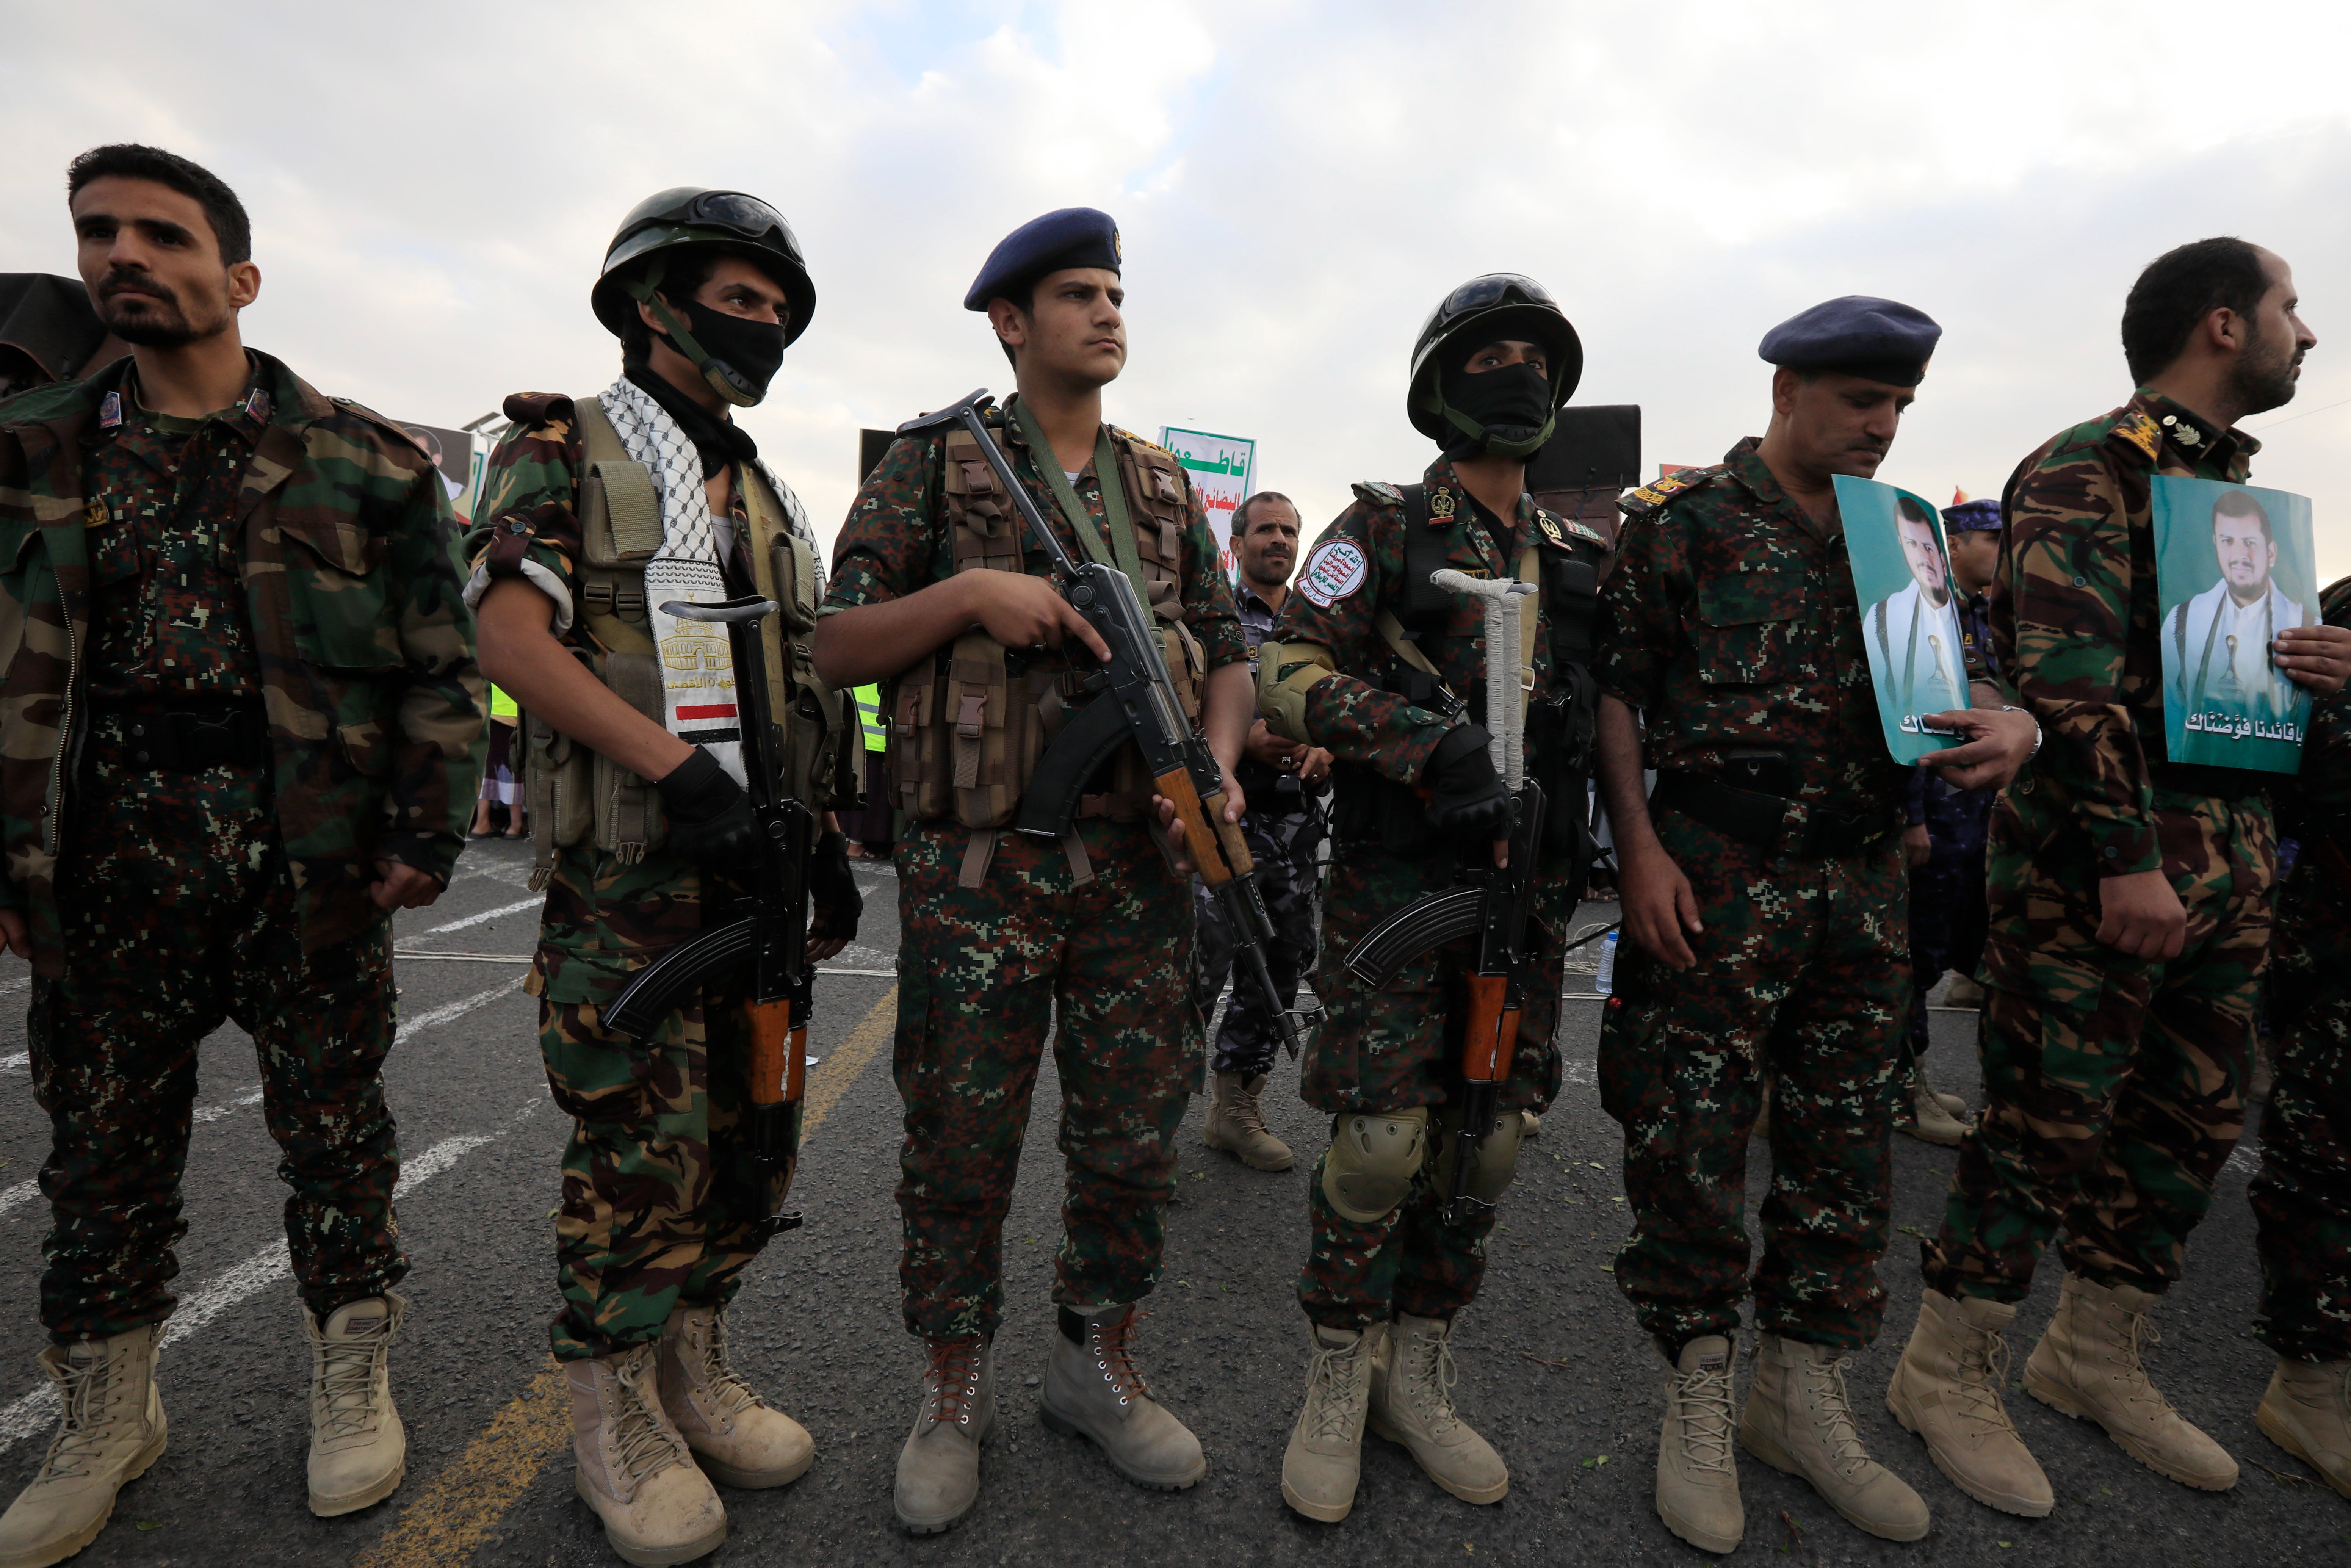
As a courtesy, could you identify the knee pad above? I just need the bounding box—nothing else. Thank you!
[1432,1102,1525,1206]
[1321,1108,1430,1223]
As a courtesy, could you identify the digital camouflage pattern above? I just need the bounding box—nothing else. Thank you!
[1599,818,1908,1351]
[1923,392,2276,1305]
[1299,1138,1494,1333]
[1190,799,1320,1079]
[30,727,402,1340]
[1594,436,1916,1351]
[2251,574,2351,1362]
[539,986,770,1361]
[0,352,486,973]
[891,817,1196,1341]
[81,398,263,701]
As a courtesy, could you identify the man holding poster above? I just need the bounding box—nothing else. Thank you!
[1867,495,1970,724]
[1895,238,2351,1520]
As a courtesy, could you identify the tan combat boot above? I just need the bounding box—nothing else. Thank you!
[1367,1313,1507,1504]
[0,1326,166,1568]
[1886,1288,2052,1516]
[1742,1334,1928,1540]
[1941,973,1985,1009]
[1654,1336,1742,1554]
[1899,1066,1970,1148]
[2255,1357,2351,1499]
[2023,1273,2237,1490]
[894,1335,992,1534]
[658,1304,812,1489]
[304,1294,406,1517]
[1041,1305,1205,1490]
[1281,1323,1384,1523]
[1203,1074,1295,1171]
[567,1342,726,1567]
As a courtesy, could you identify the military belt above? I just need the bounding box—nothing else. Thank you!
[88,702,270,773]
[1650,771,1889,860]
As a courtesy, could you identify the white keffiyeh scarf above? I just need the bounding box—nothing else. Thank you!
[598,376,821,787]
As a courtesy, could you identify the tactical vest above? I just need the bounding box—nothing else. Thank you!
[520,396,849,889]
[887,418,1208,829]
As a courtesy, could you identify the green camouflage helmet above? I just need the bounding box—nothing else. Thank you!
[1407,273,1582,454]
[590,187,818,348]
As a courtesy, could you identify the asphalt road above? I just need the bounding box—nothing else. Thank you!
[0,838,2342,1566]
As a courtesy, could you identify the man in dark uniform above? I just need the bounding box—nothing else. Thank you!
[1594,298,2036,1554]
[813,209,1250,1534]
[0,144,483,1563]
[1193,490,1330,1173]
[1897,494,2004,1145]
[2251,572,2351,1500]
[1256,274,1603,1522]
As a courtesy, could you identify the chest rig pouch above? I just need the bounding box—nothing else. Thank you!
[520,396,848,890]
[888,420,1207,831]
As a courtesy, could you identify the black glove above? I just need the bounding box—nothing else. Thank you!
[655,747,757,867]
[808,829,863,943]
[1422,724,1511,838]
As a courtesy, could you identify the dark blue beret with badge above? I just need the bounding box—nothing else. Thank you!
[963,207,1122,312]
[1942,497,2002,533]
[1757,295,1942,387]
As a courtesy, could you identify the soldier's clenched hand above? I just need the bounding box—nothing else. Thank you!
[2274,623,2351,696]
[1619,840,1704,971]
[960,572,1112,663]
[2096,868,2187,960]
[0,909,29,963]
[1914,705,2038,792]
[655,747,759,866]
[370,862,445,911]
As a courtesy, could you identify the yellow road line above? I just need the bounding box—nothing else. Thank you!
[354,986,898,1568]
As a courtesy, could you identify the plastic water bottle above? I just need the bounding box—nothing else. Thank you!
[1594,931,1619,997]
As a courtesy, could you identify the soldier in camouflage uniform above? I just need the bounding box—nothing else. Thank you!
[1192,490,1330,1173]
[1256,275,1604,1523]
[1594,298,2037,1554]
[813,208,1248,1533]
[1894,238,2351,1519]
[0,145,483,1560]
[468,189,862,1565]
[2250,573,2351,1499]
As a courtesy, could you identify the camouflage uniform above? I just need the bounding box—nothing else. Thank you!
[822,407,1242,1341]
[0,353,483,1339]
[1595,439,1915,1353]
[1904,584,1997,1065]
[1923,393,2274,1304]
[464,392,826,1361]
[2251,576,2351,1363]
[1264,459,1596,1331]
[1190,581,1323,1079]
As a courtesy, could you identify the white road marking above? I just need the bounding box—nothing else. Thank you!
[395,975,527,1045]
[412,897,541,940]
[0,1100,542,1456]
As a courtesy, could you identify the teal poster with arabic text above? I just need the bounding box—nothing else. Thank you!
[1158,426,1256,577]
[2151,475,2317,773]
[1833,474,1969,763]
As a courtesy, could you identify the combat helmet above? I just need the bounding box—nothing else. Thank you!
[591,188,816,404]
[1406,273,1583,451]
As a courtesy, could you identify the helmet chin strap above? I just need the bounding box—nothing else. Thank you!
[1430,368,1557,460]
[627,259,763,407]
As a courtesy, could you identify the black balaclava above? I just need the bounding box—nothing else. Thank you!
[670,299,786,404]
[1438,351,1554,461]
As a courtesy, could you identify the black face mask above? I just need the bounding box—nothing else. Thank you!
[1439,360,1554,459]
[663,301,788,407]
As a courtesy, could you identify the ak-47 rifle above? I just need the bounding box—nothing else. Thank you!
[1345,571,1543,1224]
[604,595,812,1240]
[896,391,1318,1059]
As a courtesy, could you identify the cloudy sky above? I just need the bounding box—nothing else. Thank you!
[6,0,2349,580]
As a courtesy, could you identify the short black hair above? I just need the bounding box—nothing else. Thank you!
[617,247,747,358]
[1234,492,1298,536]
[2211,488,2272,540]
[2121,238,2272,385]
[66,144,250,265]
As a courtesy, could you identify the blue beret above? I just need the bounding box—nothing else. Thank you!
[1942,498,2003,533]
[964,207,1121,312]
[1758,295,1942,387]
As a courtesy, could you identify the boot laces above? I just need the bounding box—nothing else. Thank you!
[1953,1320,2020,1433]
[1670,1356,1736,1477]
[315,1322,391,1441]
[922,1336,986,1429]
[2107,1302,2179,1417]
[1089,1310,1153,1407]
[1303,1334,1369,1443]
[692,1308,765,1420]
[1226,1084,1273,1140]
[1400,1327,1466,1437]
[1795,1353,1872,1475]
[40,1349,122,1481]
[610,1351,686,1486]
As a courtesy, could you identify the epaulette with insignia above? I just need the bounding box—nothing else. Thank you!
[329,394,396,428]
[2110,410,2163,465]
[1350,479,1404,508]
[1618,466,1722,520]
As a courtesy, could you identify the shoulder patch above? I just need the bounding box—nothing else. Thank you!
[2110,410,2163,465]
[1350,479,1404,508]
[1619,466,1721,519]
[1297,537,1370,609]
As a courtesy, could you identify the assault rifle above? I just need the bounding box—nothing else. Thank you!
[1345,572,1544,1224]
[605,595,811,1240]
[897,391,1316,1059]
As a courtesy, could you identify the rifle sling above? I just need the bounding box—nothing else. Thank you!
[1009,397,1149,607]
